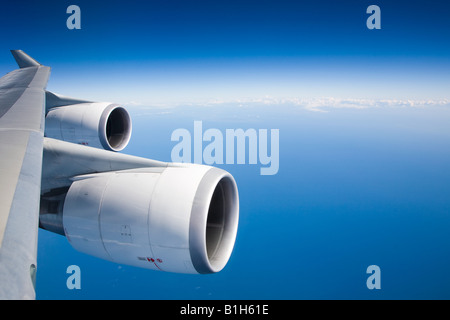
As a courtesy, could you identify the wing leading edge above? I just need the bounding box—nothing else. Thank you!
[0,50,50,299]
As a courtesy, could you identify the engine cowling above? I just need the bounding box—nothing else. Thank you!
[58,164,239,274]
[45,102,132,151]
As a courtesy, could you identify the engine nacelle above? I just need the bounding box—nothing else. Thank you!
[45,102,132,151]
[58,164,239,274]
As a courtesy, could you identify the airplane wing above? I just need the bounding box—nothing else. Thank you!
[0,50,50,299]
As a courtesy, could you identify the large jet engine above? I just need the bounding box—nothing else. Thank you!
[40,139,239,274]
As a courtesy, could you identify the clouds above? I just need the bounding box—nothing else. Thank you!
[287,97,450,113]
[127,96,450,114]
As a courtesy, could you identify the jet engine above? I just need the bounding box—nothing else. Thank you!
[40,164,239,274]
[45,102,132,151]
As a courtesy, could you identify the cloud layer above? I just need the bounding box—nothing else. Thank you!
[128,97,450,113]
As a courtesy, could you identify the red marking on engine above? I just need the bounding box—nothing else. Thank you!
[147,257,163,271]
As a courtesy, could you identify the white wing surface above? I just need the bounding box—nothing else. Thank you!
[0,50,50,299]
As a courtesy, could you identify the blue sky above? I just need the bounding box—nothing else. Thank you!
[0,0,450,299]
[1,0,450,103]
